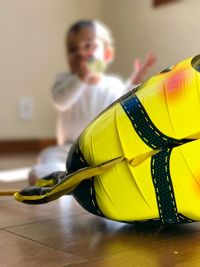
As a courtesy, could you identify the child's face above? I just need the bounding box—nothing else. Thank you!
[66,27,105,73]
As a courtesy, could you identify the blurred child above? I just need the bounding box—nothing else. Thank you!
[29,19,156,185]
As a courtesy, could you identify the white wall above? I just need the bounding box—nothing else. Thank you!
[0,0,103,139]
[103,0,200,78]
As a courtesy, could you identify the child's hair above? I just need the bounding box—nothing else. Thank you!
[67,19,114,48]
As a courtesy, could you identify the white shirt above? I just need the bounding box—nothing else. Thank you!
[52,72,128,145]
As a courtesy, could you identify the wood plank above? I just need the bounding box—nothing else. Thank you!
[7,206,200,265]
[0,230,85,267]
[0,196,85,229]
[0,152,37,170]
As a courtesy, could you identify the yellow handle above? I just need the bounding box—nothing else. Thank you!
[0,190,19,196]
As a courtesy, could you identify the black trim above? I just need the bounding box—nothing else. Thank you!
[151,149,177,223]
[66,142,105,217]
[121,94,193,224]
[121,94,189,149]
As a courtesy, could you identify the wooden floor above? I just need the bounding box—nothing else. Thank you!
[1,153,200,266]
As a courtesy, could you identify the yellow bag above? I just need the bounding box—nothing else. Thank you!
[15,55,200,225]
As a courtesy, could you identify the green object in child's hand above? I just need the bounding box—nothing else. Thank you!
[87,58,106,73]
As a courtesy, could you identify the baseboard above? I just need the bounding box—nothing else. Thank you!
[0,139,57,153]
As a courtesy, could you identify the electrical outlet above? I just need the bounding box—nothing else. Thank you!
[18,96,33,120]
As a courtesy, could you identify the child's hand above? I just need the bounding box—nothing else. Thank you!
[131,52,157,85]
[76,59,90,81]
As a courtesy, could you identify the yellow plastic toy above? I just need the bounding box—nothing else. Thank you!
[15,55,200,225]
